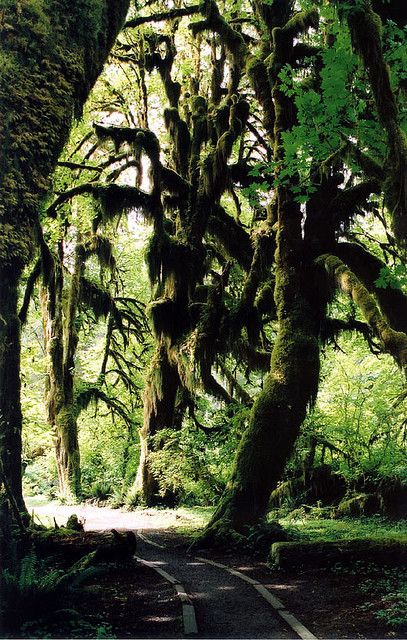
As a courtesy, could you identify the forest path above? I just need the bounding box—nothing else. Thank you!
[26,499,305,639]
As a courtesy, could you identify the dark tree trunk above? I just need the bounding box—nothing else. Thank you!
[202,195,322,539]
[0,268,25,513]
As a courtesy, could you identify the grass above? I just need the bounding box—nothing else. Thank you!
[272,512,407,543]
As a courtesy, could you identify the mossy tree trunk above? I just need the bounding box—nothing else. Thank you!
[0,0,130,509]
[134,343,180,504]
[202,192,322,537]
[41,241,83,500]
[199,2,324,540]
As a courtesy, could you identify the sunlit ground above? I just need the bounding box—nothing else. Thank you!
[25,496,406,543]
[25,495,213,532]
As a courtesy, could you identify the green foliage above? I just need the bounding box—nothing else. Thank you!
[276,511,407,543]
[148,402,250,505]
[374,264,407,290]
[297,333,406,483]
[1,551,63,632]
[1,548,114,637]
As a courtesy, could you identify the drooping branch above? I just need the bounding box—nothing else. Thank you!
[218,361,253,406]
[19,258,42,324]
[47,183,155,223]
[329,179,381,226]
[317,254,407,375]
[333,242,407,334]
[207,206,253,270]
[76,385,133,427]
[125,5,201,28]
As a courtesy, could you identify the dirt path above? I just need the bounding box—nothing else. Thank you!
[27,500,299,639]
[137,534,297,639]
[28,500,403,640]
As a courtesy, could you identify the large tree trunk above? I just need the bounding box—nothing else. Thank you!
[41,240,83,500]
[54,405,81,500]
[198,3,324,542]
[134,344,180,504]
[201,194,322,540]
[0,0,130,509]
[0,268,25,512]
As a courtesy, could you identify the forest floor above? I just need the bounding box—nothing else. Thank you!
[25,498,407,640]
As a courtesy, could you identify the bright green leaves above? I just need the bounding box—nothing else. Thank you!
[375,264,407,291]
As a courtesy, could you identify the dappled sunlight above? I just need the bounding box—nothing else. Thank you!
[265,583,301,592]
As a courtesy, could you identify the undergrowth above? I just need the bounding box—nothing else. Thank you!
[0,549,111,638]
[332,561,407,630]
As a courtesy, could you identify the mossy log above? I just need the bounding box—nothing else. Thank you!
[335,493,380,518]
[270,538,407,570]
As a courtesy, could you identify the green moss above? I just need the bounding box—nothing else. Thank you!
[0,0,130,270]
[270,538,407,569]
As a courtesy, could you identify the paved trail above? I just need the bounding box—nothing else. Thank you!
[28,500,311,639]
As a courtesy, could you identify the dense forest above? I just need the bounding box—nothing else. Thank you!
[0,0,406,637]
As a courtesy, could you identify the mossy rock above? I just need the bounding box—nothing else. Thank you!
[378,479,407,519]
[270,538,407,570]
[335,493,380,518]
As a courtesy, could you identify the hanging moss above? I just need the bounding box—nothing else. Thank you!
[94,123,160,165]
[145,231,194,290]
[149,298,190,342]
[82,235,115,272]
[93,184,157,225]
[80,277,112,319]
[282,8,319,38]
[343,0,407,245]
[164,108,191,178]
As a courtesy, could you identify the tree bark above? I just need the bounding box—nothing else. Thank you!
[196,2,324,543]
[0,269,25,512]
[201,194,322,540]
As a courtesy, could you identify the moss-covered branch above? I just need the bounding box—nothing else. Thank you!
[125,5,200,29]
[317,254,407,374]
[333,242,407,334]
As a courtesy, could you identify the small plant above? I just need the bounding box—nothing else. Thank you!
[90,480,113,501]
[360,567,407,629]
[331,562,407,630]
[1,551,64,631]
[0,549,109,636]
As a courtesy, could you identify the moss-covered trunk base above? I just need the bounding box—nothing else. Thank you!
[55,408,81,501]
[132,345,180,506]
[0,270,26,513]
